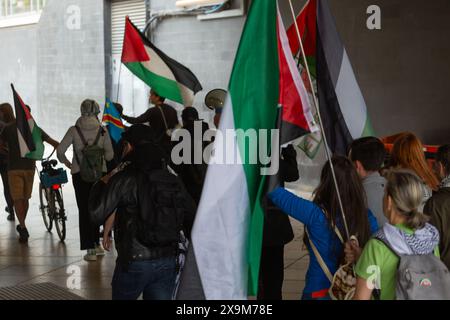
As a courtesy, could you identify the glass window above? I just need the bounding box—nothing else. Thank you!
[0,0,47,18]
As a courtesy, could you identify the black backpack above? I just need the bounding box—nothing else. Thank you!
[135,169,196,248]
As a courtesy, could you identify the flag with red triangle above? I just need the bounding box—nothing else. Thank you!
[11,84,44,160]
[121,17,202,106]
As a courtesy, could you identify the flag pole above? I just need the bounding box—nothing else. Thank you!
[116,62,123,102]
[288,0,350,240]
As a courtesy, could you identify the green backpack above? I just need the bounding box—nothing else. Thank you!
[74,126,105,183]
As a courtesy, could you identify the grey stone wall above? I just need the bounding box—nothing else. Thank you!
[37,0,107,140]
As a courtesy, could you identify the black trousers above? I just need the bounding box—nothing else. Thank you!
[72,173,100,250]
[0,165,14,213]
[257,245,285,300]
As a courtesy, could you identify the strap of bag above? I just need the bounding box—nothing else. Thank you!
[304,209,348,284]
[75,126,103,147]
[73,126,103,169]
[374,234,401,259]
[75,126,88,147]
[333,224,345,244]
[321,208,345,244]
[93,128,103,146]
[305,228,334,283]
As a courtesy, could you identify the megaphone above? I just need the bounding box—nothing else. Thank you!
[205,88,227,112]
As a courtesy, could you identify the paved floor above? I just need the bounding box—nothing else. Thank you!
[0,169,309,300]
[283,219,308,300]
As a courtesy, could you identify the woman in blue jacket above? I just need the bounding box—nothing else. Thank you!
[269,156,379,300]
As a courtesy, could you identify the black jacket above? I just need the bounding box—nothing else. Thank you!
[171,121,211,205]
[89,144,196,265]
[424,187,450,270]
[262,145,299,247]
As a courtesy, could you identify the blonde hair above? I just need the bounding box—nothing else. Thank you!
[385,169,429,229]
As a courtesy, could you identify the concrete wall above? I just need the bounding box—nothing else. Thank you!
[336,0,450,145]
[37,0,107,140]
[1,0,449,144]
[283,0,450,145]
[104,0,114,100]
[0,25,38,117]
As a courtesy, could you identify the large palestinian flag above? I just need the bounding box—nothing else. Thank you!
[121,17,202,106]
[288,0,375,155]
[11,84,44,160]
[176,1,315,300]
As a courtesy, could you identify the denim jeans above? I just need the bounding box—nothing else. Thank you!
[112,256,177,300]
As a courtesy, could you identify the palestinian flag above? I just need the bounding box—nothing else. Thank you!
[177,0,281,300]
[277,5,318,145]
[121,17,202,106]
[288,0,375,155]
[11,84,44,160]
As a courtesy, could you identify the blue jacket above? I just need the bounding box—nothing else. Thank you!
[268,187,379,296]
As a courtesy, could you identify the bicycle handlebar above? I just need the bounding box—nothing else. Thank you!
[41,148,57,162]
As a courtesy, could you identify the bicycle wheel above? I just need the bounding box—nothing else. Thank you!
[39,184,53,232]
[53,189,66,242]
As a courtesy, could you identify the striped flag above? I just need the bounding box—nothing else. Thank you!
[177,0,280,300]
[288,0,375,155]
[121,17,202,106]
[277,5,318,145]
[11,84,44,160]
[102,99,125,143]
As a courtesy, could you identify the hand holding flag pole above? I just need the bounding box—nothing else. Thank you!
[288,0,350,240]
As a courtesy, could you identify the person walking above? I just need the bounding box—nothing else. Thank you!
[0,111,15,221]
[354,169,441,300]
[0,103,59,242]
[171,107,210,205]
[258,144,298,300]
[57,99,114,261]
[424,145,450,270]
[117,90,179,157]
[390,132,439,208]
[268,156,379,300]
[89,124,196,300]
[349,137,388,226]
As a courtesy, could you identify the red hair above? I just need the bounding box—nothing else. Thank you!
[391,132,439,191]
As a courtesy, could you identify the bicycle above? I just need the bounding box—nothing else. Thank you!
[38,151,69,242]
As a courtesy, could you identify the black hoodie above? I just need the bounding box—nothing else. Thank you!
[89,143,196,264]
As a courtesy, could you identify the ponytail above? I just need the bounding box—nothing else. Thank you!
[386,169,430,230]
[404,208,429,230]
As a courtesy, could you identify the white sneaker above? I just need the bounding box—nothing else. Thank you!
[95,245,105,256]
[83,249,97,262]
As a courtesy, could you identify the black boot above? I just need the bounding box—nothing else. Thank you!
[6,207,15,221]
[16,225,29,243]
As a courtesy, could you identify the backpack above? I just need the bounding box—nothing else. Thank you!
[74,126,105,183]
[135,169,196,248]
[306,226,358,300]
[375,233,450,300]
